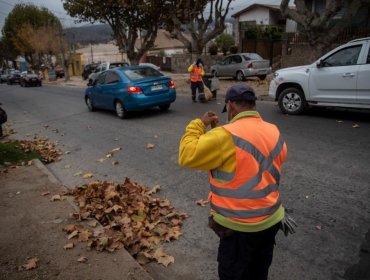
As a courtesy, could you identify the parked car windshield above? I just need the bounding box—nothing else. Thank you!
[243,53,262,60]
[121,67,163,81]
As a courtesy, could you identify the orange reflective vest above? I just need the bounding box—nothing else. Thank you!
[209,117,287,223]
[190,65,204,82]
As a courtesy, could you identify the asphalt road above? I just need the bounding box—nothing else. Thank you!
[1,83,370,280]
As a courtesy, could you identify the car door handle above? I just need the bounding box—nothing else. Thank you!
[342,73,355,77]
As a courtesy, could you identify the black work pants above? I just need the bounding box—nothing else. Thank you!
[191,81,204,99]
[217,223,280,280]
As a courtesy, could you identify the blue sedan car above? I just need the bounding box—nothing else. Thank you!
[85,66,176,118]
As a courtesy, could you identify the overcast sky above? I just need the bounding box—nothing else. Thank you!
[0,0,282,31]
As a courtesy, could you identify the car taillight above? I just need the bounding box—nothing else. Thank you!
[247,63,253,69]
[127,86,143,94]
[25,77,29,81]
[169,80,175,89]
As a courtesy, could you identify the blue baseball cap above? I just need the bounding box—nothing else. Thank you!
[222,84,257,113]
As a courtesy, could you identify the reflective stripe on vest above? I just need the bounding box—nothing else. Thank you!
[208,119,286,220]
[210,135,284,199]
[210,198,281,219]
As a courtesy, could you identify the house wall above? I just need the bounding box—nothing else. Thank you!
[238,7,271,25]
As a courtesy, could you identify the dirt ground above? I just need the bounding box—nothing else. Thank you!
[0,161,153,280]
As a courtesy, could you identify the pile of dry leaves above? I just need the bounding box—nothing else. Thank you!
[8,137,63,164]
[63,178,188,266]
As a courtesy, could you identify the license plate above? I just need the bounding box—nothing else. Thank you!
[151,84,162,90]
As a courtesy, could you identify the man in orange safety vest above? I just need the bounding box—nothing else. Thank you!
[188,58,205,102]
[179,84,288,280]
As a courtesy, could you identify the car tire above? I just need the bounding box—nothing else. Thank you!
[159,104,170,111]
[258,75,267,80]
[86,96,95,112]
[115,101,128,119]
[211,70,218,77]
[20,81,24,87]
[278,87,307,115]
[236,71,245,81]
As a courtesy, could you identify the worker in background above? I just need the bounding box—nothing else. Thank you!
[188,58,205,102]
[178,84,288,280]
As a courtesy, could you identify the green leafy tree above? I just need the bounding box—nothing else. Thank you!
[170,0,234,55]
[280,0,370,59]
[215,33,235,55]
[2,3,62,68]
[63,0,208,64]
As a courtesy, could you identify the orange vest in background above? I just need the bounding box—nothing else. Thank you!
[208,116,287,223]
[190,66,204,82]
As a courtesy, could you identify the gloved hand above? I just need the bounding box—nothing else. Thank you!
[280,214,298,237]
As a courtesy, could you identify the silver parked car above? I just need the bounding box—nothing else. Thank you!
[210,53,272,81]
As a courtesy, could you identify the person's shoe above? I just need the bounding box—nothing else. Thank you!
[192,96,196,102]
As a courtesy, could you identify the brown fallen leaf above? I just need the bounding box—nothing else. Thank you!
[68,230,79,239]
[153,247,174,267]
[64,164,71,169]
[106,153,113,158]
[96,158,106,163]
[87,221,98,228]
[110,147,122,153]
[315,225,322,230]
[147,185,161,195]
[21,257,39,270]
[196,199,209,207]
[77,256,88,263]
[63,242,75,250]
[112,160,119,165]
[78,230,92,242]
[41,191,50,196]
[73,171,83,177]
[50,194,62,201]
[147,143,155,149]
[83,173,94,179]
[63,224,83,233]
[352,124,360,128]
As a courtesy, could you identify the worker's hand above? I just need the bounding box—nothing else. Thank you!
[201,111,219,128]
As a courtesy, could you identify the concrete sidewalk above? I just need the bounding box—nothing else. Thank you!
[0,160,153,280]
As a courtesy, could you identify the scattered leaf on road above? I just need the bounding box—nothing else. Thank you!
[77,256,88,263]
[68,230,79,239]
[63,243,75,250]
[196,199,209,207]
[112,160,119,165]
[147,143,155,149]
[83,173,94,179]
[73,171,83,177]
[352,124,360,128]
[153,247,174,267]
[147,185,161,195]
[21,257,39,270]
[64,164,71,169]
[50,194,62,201]
[96,158,106,163]
[315,225,322,230]
[41,191,50,196]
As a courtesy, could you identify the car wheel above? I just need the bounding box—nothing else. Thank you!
[278,87,307,115]
[159,104,170,111]
[86,96,95,112]
[258,75,267,80]
[236,71,245,81]
[115,101,128,119]
[20,81,24,87]
[211,70,218,77]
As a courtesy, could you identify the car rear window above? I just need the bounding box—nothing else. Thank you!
[121,67,163,81]
[243,53,263,60]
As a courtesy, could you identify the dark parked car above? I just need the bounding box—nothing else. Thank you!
[55,67,65,78]
[0,73,9,84]
[85,66,176,119]
[20,72,42,87]
[7,71,21,85]
[82,63,99,80]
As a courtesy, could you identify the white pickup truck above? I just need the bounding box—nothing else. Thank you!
[269,37,370,114]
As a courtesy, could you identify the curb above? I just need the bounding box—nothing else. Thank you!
[32,159,154,280]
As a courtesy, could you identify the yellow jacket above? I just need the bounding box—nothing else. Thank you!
[179,111,285,232]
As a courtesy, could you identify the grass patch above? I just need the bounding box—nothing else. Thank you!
[0,141,41,165]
